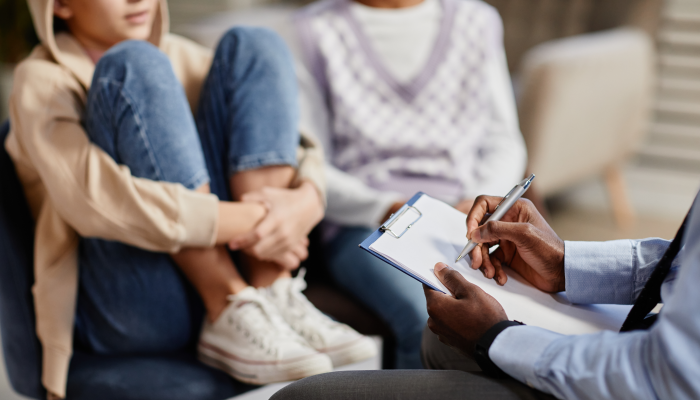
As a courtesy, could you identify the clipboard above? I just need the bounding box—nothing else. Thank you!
[359,192,446,292]
[358,192,633,334]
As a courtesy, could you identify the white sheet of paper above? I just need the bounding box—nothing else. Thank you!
[370,194,632,335]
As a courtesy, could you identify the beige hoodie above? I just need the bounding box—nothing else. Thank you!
[5,0,326,397]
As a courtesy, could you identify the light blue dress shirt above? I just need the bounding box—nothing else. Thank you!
[488,199,700,399]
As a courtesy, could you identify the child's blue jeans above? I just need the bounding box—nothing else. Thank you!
[74,27,299,355]
[326,227,429,369]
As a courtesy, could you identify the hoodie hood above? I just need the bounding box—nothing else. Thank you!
[26,0,169,87]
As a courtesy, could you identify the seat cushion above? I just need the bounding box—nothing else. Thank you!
[67,351,255,400]
[0,120,45,399]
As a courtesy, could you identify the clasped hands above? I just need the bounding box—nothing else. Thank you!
[424,195,566,357]
[229,181,324,270]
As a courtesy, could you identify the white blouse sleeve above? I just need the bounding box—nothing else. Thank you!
[464,27,527,199]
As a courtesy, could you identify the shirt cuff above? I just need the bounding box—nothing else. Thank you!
[42,345,71,399]
[564,240,636,304]
[489,325,562,387]
[176,186,219,249]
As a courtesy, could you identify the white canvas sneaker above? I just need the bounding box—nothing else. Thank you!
[262,269,377,367]
[198,287,332,385]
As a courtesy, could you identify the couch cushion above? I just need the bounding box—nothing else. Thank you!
[0,120,45,399]
[67,351,255,400]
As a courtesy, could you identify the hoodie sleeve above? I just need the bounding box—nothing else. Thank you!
[464,6,527,199]
[9,59,219,253]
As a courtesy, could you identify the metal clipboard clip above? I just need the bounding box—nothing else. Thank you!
[380,205,423,239]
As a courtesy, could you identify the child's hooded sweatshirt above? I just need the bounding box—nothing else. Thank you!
[4,0,326,397]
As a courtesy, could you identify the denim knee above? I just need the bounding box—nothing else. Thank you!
[86,40,207,189]
[94,40,173,83]
[403,306,430,335]
[204,26,299,173]
[215,26,295,82]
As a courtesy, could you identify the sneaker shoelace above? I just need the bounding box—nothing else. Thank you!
[281,269,350,346]
[226,291,308,358]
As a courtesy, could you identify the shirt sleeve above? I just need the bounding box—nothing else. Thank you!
[295,128,328,203]
[564,238,671,304]
[489,225,699,399]
[9,60,219,253]
[324,165,404,227]
[464,10,527,199]
[490,255,700,400]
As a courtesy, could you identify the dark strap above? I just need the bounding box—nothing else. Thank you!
[620,211,690,332]
[474,320,525,377]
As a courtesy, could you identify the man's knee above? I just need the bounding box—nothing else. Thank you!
[270,372,338,400]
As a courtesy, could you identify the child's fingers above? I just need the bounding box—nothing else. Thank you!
[228,230,261,250]
[274,252,301,271]
[290,243,309,262]
[250,233,283,259]
[251,229,301,261]
[240,191,265,203]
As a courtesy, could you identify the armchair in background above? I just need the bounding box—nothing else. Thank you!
[518,29,654,227]
[486,0,661,226]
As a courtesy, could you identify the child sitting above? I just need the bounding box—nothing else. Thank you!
[6,0,375,397]
[287,0,527,369]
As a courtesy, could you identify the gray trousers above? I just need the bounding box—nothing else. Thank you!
[270,326,557,400]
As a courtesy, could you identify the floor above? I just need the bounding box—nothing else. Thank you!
[1,162,697,400]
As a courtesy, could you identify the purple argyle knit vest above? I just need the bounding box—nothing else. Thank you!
[295,0,503,199]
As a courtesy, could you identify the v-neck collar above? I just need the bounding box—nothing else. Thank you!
[339,0,456,103]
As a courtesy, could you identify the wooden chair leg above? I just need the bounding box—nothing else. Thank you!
[605,165,635,228]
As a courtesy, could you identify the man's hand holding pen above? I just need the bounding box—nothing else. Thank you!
[424,196,567,355]
[466,196,566,293]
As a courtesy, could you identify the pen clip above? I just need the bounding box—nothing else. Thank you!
[493,186,517,213]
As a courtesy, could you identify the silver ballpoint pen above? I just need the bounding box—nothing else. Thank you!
[455,174,535,262]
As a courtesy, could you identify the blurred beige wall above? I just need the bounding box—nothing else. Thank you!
[638,0,700,172]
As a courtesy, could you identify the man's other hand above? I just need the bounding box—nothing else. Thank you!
[467,195,565,292]
[424,262,507,356]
